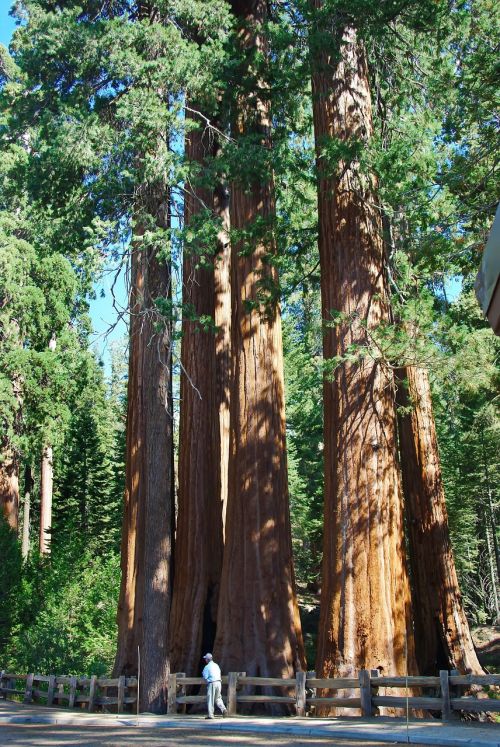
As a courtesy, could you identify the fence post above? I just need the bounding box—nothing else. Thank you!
[47,675,55,707]
[359,669,372,717]
[440,670,451,722]
[24,673,34,704]
[88,675,97,713]
[68,676,78,709]
[176,673,186,714]
[227,672,238,716]
[295,670,306,717]
[117,675,125,713]
[167,673,177,714]
[370,669,380,716]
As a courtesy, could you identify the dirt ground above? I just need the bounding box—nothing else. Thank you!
[473,626,500,673]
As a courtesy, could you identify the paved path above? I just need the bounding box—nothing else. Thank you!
[1,700,499,747]
[0,723,426,747]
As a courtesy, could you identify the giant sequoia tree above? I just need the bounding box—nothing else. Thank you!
[169,111,224,675]
[114,190,174,712]
[214,0,305,679]
[1,0,498,698]
[310,12,415,687]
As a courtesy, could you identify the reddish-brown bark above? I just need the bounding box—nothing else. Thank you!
[311,20,415,693]
[114,195,174,713]
[398,364,483,674]
[0,442,19,532]
[169,113,224,675]
[214,0,306,683]
[213,175,231,535]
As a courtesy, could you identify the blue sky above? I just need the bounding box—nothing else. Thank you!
[1,0,128,369]
[1,0,17,47]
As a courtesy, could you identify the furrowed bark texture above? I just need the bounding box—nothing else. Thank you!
[214,171,231,535]
[214,0,306,684]
[170,112,223,675]
[0,442,19,532]
[311,21,415,695]
[114,196,173,713]
[398,364,483,675]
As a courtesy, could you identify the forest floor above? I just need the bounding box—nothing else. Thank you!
[473,626,500,673]
[297,589,500,674]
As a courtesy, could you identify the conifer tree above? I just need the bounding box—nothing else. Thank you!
[169,109,224,675]
[214,0,306,682]
[308,9,415,691]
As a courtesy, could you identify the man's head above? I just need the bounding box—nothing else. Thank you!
[203,653,213,662]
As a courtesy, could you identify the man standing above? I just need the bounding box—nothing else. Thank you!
[202,653,228,719]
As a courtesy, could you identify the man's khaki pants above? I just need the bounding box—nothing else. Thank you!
[207,681,225,717]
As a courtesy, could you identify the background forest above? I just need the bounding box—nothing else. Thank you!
[0,0,499,691]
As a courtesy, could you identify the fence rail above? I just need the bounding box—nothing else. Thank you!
[1,669,499,719]
[0,671,137,712]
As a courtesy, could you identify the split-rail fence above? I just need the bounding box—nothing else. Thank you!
[1,669,499,720]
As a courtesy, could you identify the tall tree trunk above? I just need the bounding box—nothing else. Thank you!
[39,336,56,555]
[169,111,223,674]
[0,443,19,532]
[214,171,231,535]
[39,445,53,554]
[114,192,174,713]
[398,364,484,673]
[214,0,306,683]
[1,347,22,533]
[310,19,415,692]
[21,465,33,559]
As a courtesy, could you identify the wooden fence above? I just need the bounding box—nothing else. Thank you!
[0,671,137,712]
[167,670,500,720]
[2,669,499,719]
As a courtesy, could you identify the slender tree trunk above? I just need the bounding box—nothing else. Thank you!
[21,465,33,559]
[398,364,483,673]
[39,336,56,555]
[39,445,53,554]
[0,443,19,532]
[310,19,415,694]
[114,192,174,713]
[169,111,223,674]
[214,0,306,684]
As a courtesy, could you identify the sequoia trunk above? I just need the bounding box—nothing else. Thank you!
[214,0,306,681]
[214,171,231,535]
[114,194,174,713]
[398,364,483,674]
[311,19,415,691]
[169,111,223,674]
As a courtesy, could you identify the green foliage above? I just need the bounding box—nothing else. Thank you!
[0,0,498,675]
[1,538,120,675]
[0,521,23,655]
[53,356,124,554]
[432,293,500,622]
